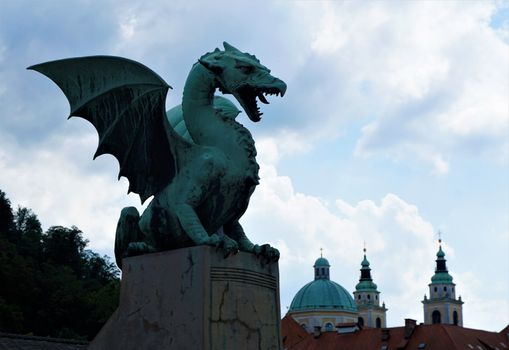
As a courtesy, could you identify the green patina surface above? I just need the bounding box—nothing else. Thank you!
[431,244,454,284]
[361,255,370,267]
[355,253,379,291]
[29,43,286,268]
[289,279,358,313]
[431,272,454,284]
[313,257,330,267]
[436,245,446,258]
[355,280,378,292]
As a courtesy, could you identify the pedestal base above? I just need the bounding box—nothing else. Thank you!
[88,246,281,350]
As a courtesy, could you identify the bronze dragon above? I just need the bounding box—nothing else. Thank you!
[29,42,286,268]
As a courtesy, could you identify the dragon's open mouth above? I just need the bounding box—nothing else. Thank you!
[236,83,286,122]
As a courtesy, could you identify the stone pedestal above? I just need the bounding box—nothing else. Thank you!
[88,246,281,350]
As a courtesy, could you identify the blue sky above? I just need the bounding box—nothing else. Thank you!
[0,0,507,331]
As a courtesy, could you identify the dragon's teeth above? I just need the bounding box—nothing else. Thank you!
[258,93,269,104]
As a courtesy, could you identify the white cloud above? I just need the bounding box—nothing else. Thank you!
[454,271,509,331]
[304,1,508,171]
[0,130,142,253]
[119,11,138,40]
[242,138,442,326]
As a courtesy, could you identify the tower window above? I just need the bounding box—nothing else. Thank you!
[443,286,447,292]
[367,294,371,299]
[358,317,364,326]
[434,287,437,292]
[453,310,459,326]
[432,310,441,324]
[376,317,381,328]
[358,294,361,300]
[376,295,378,300]
[325,322,334,332]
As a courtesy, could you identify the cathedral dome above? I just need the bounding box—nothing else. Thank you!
[289,277,357,313]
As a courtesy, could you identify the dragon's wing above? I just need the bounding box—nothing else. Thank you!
[28,56,189,203]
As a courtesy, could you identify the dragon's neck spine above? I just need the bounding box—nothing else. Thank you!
[182,62,259,184]
[220,115,259,184]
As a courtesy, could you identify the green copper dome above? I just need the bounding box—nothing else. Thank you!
[314,257,330,267]
[431,272,454,283]
[355,280,378,291]
[289,279,358,313]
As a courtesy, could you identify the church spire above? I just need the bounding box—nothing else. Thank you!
[353,245,387,328]
[431,235,453,283]
[435,236,448,274]
[422,233,463,326]
[355,246,378,292]
[359,246,373,282]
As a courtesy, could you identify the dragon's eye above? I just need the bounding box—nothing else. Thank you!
[239,65,255,74]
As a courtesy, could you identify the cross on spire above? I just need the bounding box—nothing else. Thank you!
[320,247,323,258]
[438,230,442,244]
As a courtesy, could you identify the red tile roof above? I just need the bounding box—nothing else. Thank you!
[281,315,310,349]
[282,316,509,350]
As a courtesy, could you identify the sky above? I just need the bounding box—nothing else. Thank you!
[0,0,507,331]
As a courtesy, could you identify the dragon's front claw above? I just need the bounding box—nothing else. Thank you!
[219,235,239,258]
[203,233,221,247]
[253,244,280,263]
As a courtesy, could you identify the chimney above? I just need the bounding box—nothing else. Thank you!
[404,319,417,339]
[313,326,321,338]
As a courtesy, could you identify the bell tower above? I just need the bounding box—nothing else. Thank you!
[422,235,463,325]
[353,247,387,328]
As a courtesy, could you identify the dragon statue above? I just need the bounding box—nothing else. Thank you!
[29,42,286,268]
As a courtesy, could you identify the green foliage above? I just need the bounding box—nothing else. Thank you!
[0,189,120,340]
[0,190,15,241]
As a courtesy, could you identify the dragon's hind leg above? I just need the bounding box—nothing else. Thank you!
[114,207,156,269]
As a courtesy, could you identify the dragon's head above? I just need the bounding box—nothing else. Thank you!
[199,42,287,122]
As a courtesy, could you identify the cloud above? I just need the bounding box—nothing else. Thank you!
[0,129,142,253]
[454,271,509,332]
[339,1,508,169]
[241,138,441,325]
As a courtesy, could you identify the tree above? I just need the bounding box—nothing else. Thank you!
[0,190,15,241]
[0,189,120,340]
[43,226,88,276]
[14,207,43,259]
